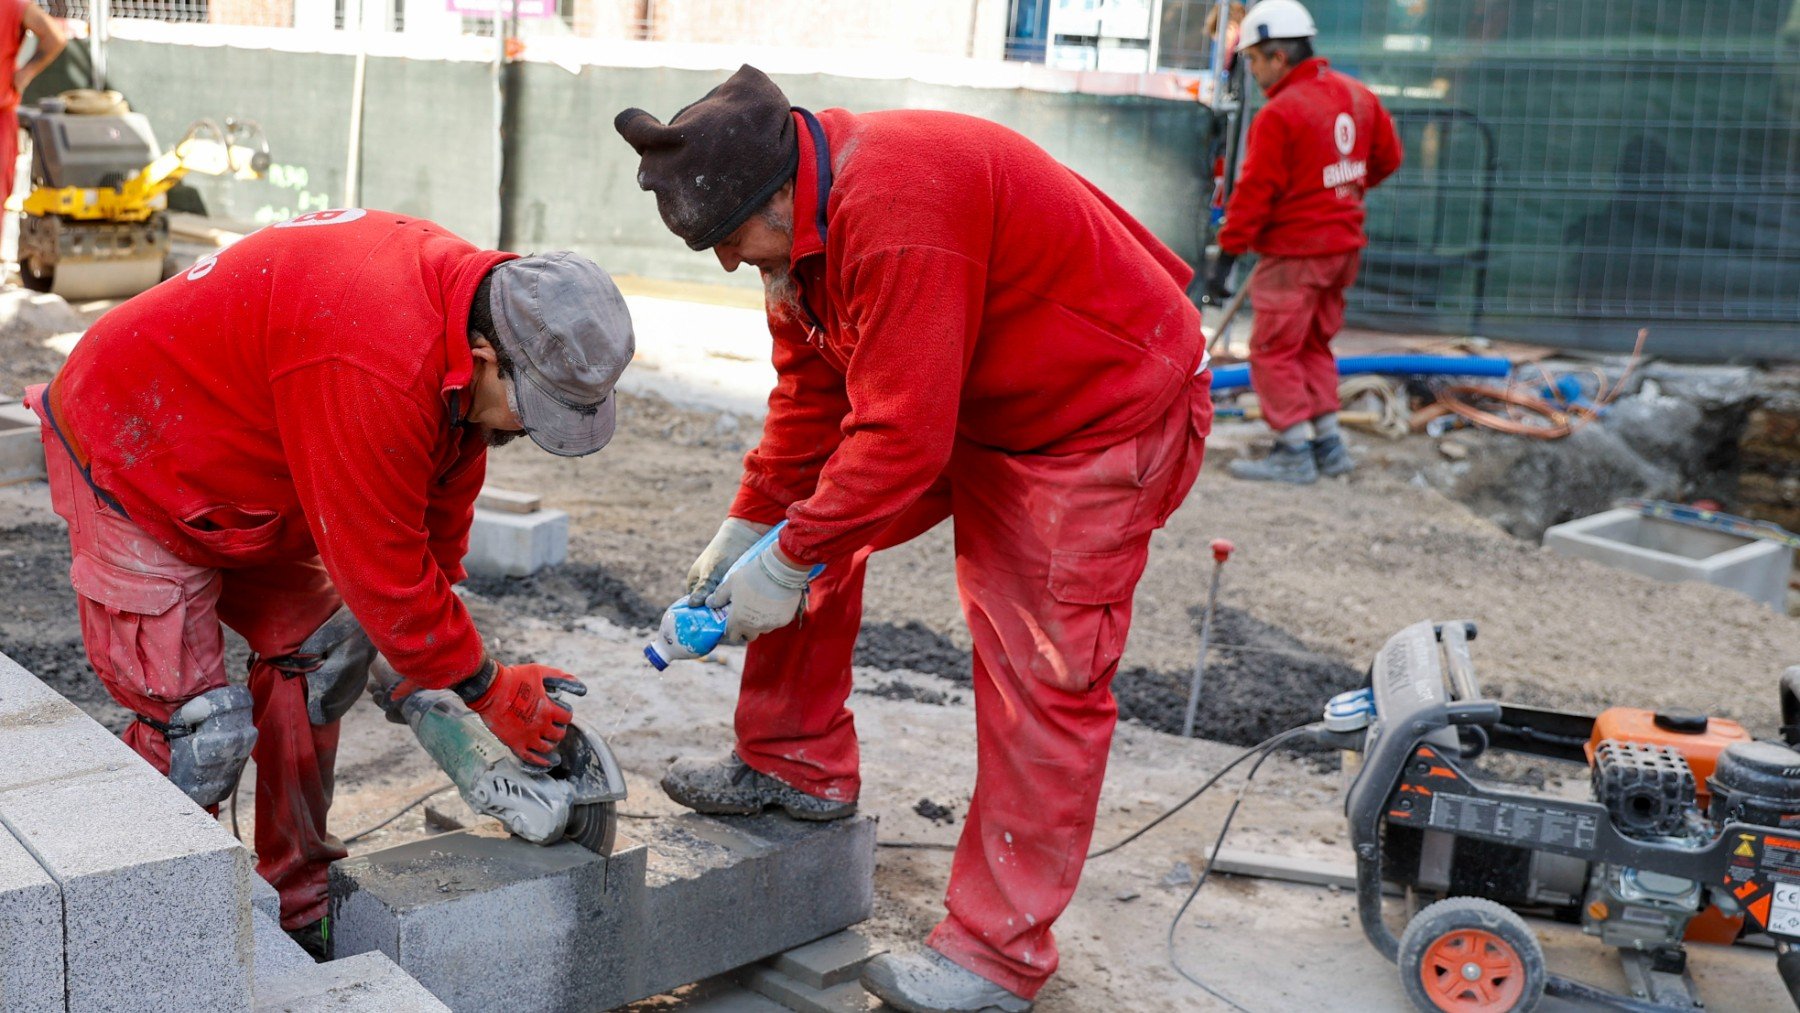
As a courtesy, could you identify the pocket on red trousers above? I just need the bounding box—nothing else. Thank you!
[69,551,197,704]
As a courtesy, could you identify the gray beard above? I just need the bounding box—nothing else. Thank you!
[763,265,802,323]
[484,427,524,448]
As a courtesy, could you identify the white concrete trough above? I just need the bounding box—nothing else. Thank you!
[1544,508,1793,610]
[0,401,45,485]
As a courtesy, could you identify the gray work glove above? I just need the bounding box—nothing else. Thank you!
[707,540,813,644]
[686,517,774,606]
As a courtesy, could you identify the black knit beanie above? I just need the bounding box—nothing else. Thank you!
[614,65,800,251]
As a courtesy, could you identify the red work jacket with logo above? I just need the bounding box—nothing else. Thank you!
[1218,58,1403,258]
[728,107,1207,565]
[48,210,512,689]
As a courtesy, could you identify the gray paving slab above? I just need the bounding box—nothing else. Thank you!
[770,929,886,990]
[255,907,317,990]
[254,951,450,1012]
[331,812,877,1013]
[464,506,568,577]
[253,872,281,920]
[741,965,879,1013]
[331,826,650,1012]
[0,821,60,1013]
[0,650,254,1011]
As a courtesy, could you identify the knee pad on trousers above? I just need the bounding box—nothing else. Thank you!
[268,607,377,727]
[165,685,258,809]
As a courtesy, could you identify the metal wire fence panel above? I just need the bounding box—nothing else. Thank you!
[1307,0,1799,354]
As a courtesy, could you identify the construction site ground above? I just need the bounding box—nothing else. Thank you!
[2,283,1797,1010]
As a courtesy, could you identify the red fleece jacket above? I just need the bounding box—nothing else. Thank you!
[51,210,512,688]
[729,108,1206,564]
[1218,58,1403,258]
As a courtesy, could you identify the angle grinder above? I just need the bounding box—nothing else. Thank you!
[368,658,627,855]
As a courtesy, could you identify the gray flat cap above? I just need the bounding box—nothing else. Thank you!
[488,252,635,457]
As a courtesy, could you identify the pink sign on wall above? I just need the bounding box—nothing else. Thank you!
[445,0,557,18]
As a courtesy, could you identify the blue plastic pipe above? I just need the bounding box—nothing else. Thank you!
[1208,355,1512,393]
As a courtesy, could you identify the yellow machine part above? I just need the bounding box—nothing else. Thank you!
[18,138,266,223]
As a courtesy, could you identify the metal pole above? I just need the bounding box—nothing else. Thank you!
[1181,539,1234,738]
[88,0,109,91]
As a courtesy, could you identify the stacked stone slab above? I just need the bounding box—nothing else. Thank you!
[0,649,254,1010]
[0,648,449,1012]
[330,812,877,1011]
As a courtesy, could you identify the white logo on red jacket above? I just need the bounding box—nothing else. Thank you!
[273,208,368,229]
[1323,113,1366,193]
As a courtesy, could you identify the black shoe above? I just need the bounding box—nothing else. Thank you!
[1311,433,1354,477]
[661,752,857,821]
[286,917,329,963]
[1227,442,1319,484]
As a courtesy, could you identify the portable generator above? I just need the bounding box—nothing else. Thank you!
[1331,620,1800,1011]
[15,90,268,300]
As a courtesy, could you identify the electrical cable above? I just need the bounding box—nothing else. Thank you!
[1088,724,1314,859]
[343,782,454,844]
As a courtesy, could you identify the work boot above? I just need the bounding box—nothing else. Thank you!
[1311,433,1354,477]
[285,918,329,963]
[1226,442,1318,484]
[660,752,856,821]
[861,949,1033,1013]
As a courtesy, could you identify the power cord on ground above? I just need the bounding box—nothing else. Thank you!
[343,782,454,844]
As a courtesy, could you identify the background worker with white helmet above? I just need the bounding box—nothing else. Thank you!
[1211,0,1405,484]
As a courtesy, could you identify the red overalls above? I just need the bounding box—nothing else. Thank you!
[726,108,1211,997]
[1219,58,1403,430]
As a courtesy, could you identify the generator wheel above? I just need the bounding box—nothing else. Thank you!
[20,256,52,293]
[1399,896,1545,1013]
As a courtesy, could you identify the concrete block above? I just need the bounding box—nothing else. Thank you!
[0,650,255,1011]
[0,821,61,1013]
[331,813,877,1012]
[638,814,877,998]
[476,485,542,514]
[771,930,886,990]
[1544,508,1794,610]
[330,826,650,1012]
[253,872,282,920]
[255,951,450,1012]
[0,402,43,486]
[741,965,878,1013]
[255,906,317,989]
[463,506,569,578]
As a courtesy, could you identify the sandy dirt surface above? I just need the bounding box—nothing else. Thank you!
[4,283,1799,1010]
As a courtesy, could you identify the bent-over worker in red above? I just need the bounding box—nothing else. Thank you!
[28,210,633,954]
[614,65,1211,1012]
[1217,0,1402,485]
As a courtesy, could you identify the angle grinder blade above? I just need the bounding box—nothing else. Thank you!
[562,800,618,856]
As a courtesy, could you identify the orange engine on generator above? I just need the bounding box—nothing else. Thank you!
[1585,707,1752,811]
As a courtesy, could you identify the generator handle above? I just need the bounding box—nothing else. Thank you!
[1439,620,1481,704]
[1444,701,1502,727]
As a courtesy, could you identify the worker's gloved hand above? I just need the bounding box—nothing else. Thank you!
[1202,252,1238,307]
[686,517,774,607]
[707,540,814,645]
[457,660,587,768]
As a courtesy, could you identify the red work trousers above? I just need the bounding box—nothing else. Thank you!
[29,386,347,931]
[735,375,1212,998]
[1246,249,1361,431]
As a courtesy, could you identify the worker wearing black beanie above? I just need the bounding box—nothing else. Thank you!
[613,65,799,251]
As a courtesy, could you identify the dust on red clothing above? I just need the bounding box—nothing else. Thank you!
[1218,58,1402,258]
[48,210,512,690]
[726,108,1207,565]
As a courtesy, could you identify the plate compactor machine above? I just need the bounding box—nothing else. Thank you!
[15,90,269,300]
[1325,620,1800,1012]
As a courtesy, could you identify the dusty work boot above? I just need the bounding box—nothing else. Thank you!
[861,948,1033,1013]
[1226,441,1318,484]
[1311,433,1354,477]
[661,752,856,821]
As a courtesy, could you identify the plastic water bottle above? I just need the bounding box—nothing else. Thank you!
[643,522,823,670]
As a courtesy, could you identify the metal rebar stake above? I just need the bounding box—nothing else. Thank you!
[1182,539,1234,738]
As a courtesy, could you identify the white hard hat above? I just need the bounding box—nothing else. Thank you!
[1236,0,1317,52]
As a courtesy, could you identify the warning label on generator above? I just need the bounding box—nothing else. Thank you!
[1426,794,1599,850]
[1759,835,1800,880]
